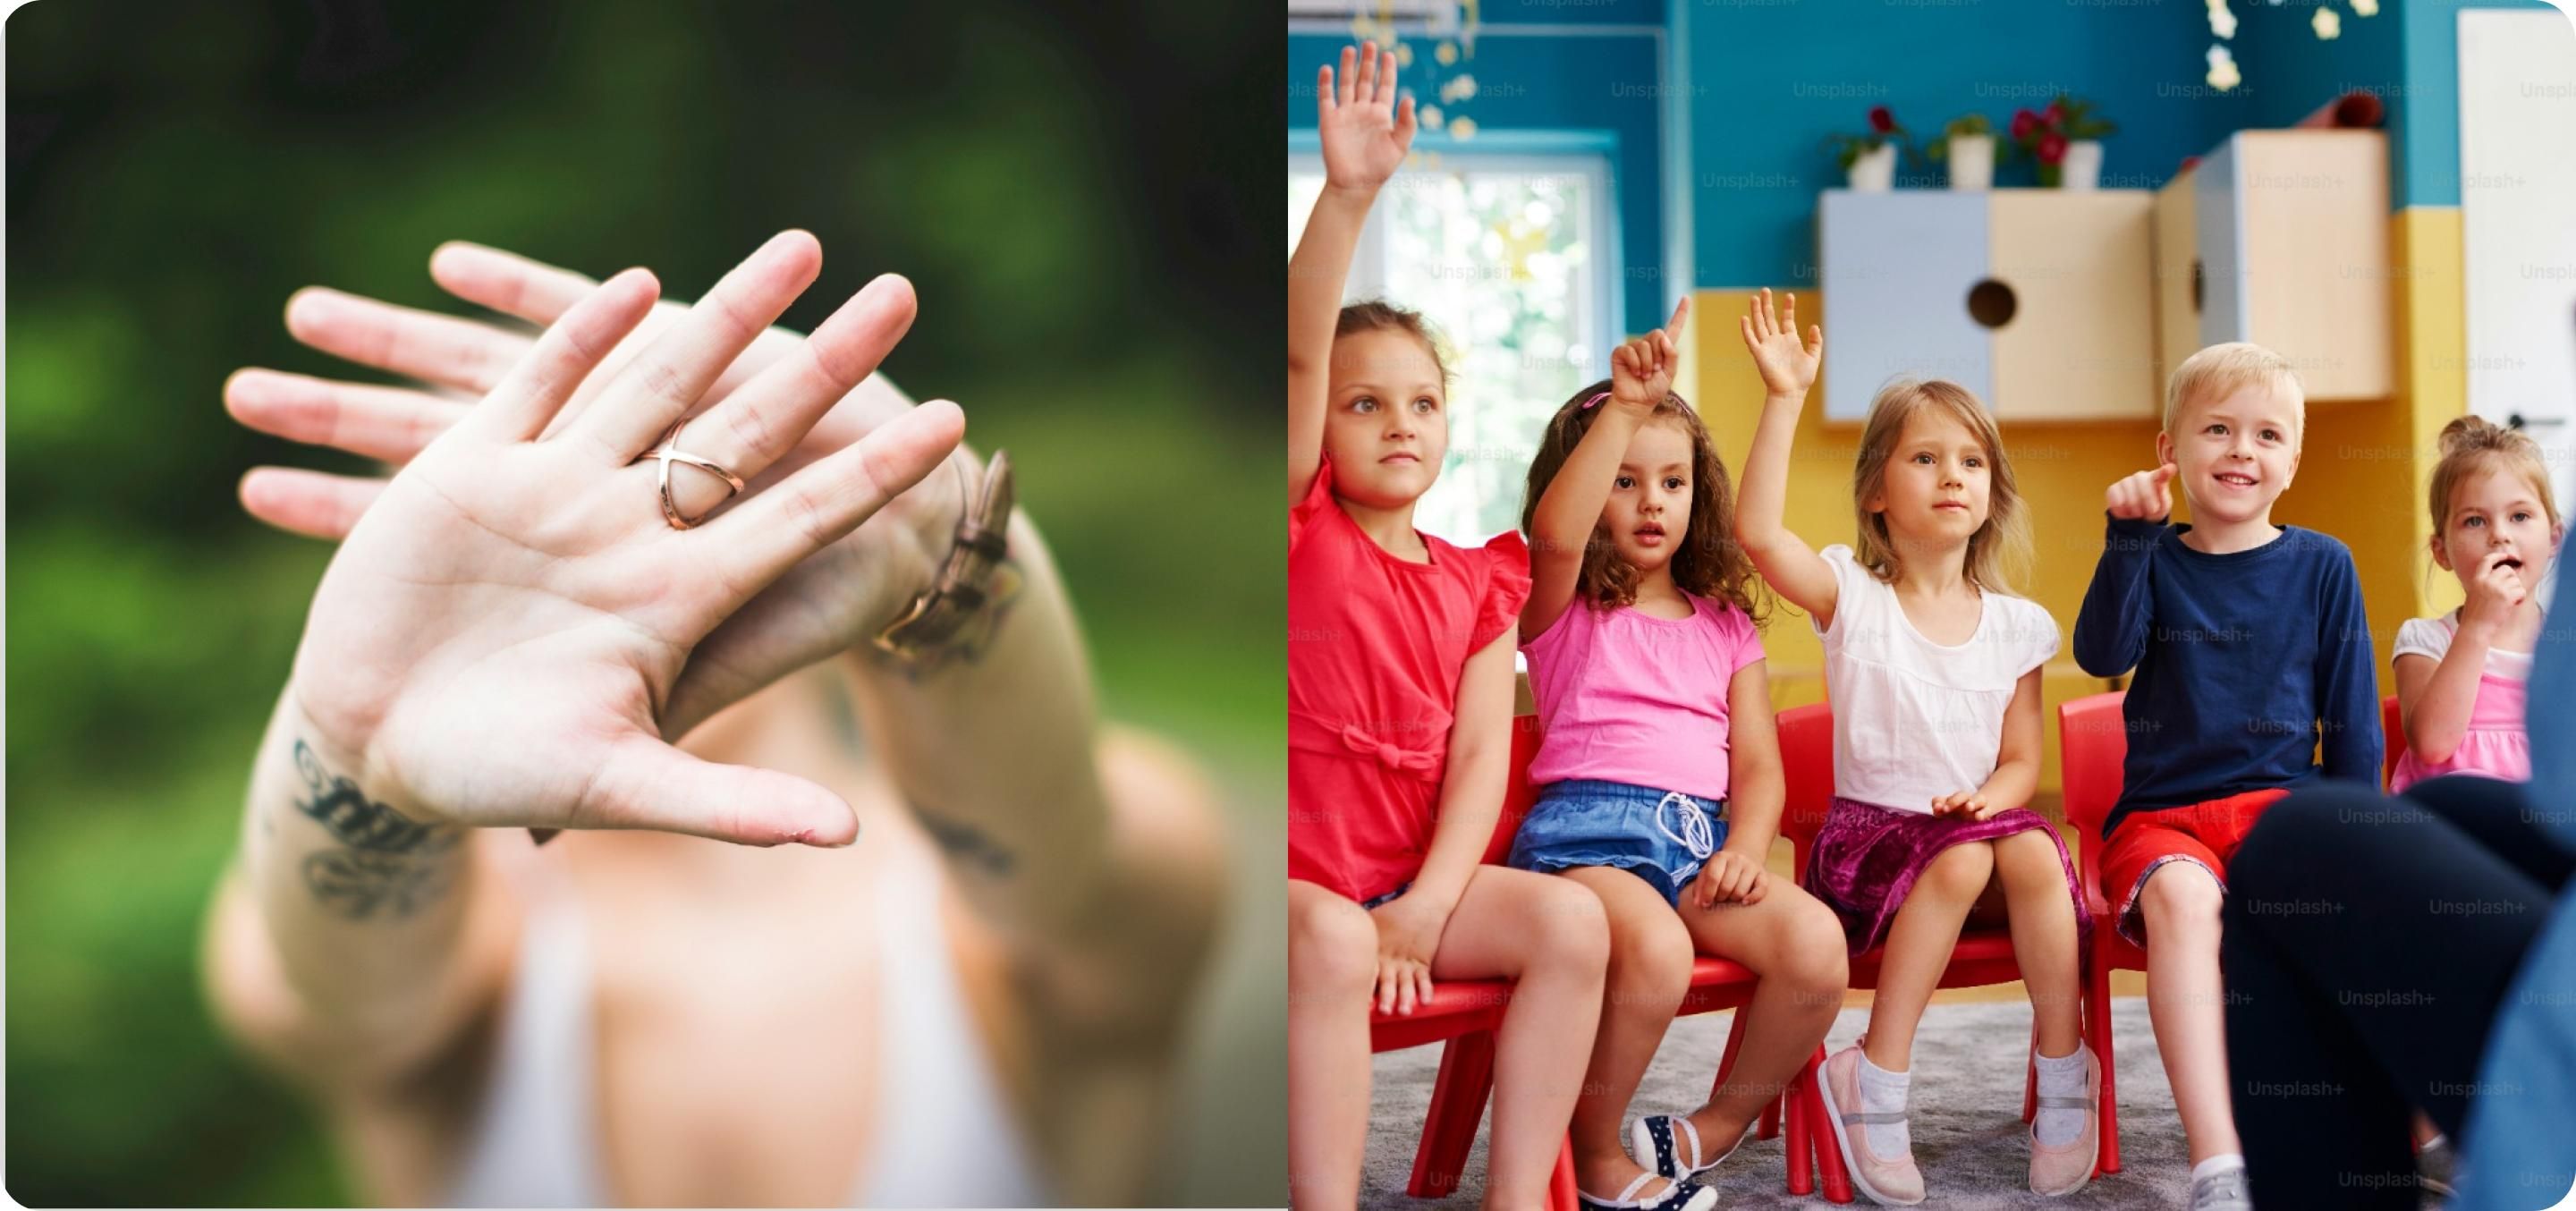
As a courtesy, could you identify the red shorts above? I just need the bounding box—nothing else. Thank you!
[2098,787,2292,946]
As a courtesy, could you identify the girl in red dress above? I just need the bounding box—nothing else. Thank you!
[1287,42,1614,1211]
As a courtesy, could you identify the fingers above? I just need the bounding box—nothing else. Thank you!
[697,399,964,597]
[1749,289,1773,343]
[1744,869,1769,904]
[237,467,386,540]
[464,267,663,444]
[1335,46,1356,108]
[645,273,919,524]
[1807,324,1825,360]
[573,733,860,846]
[2150,462,2179,488]
[1375,961,1399,1015]
[1316,63,1335,121]
[430,241,597,326]
[225,368,469,464]
[1414,965,1436,1012]
[1665,295,1691,339]
[566,231,824,460]
[1394,94,1418,143]
[1356,41,1378,109]
[284,286,537,396]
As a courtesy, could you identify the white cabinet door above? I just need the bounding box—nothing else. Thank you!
[2461,7,2576,510]
[1819,191,1992,421]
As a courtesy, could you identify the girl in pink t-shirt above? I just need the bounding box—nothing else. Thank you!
[1513,299,1849,1210]
[2394,415,2559,792]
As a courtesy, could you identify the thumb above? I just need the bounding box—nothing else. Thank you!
[2150,462,2178,487]
[577,733,860,847]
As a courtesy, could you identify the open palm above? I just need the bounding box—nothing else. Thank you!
[285,232,962,845]
[1317,42,1417,191]
[231,241,964,742]
[1739,287,1822,397]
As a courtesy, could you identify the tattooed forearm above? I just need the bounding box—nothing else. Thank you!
[912,799,1016,877]
[288,739,463,920]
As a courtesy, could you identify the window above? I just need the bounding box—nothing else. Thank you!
[1290,152,1616,544]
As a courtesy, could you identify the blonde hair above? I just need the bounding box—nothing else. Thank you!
[2429,414,2560,534]
[2165,342,2305,437]
[1851,378,2031,592]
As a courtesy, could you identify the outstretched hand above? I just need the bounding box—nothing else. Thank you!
[1739,287,1821,399]
[283,231,963,846]
[229,240,971,742]
[1317,42,1417,193]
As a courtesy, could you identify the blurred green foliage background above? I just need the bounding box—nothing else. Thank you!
[4,0,1282,1203]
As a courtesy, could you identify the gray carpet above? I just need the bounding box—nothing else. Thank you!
[1365,997,2194,1209]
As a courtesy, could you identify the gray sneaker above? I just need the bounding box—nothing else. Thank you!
[2190,1161,2253,1211]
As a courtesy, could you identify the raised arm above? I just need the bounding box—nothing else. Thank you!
[2072,465,2174,677]
[1523,298,1689,639]
[1732,289,1836,629]
[1289,42,1414,504]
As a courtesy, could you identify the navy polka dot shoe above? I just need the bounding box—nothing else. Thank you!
[1627,1113,1748,1181]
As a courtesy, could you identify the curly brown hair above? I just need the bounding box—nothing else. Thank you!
[1520,379,1769,626]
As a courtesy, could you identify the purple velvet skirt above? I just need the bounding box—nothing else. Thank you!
[1806,795,2093,958]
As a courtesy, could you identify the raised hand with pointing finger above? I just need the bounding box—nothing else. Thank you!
[2107,462,2179,522]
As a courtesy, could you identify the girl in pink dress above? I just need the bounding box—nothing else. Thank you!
[2392,415,2561,792]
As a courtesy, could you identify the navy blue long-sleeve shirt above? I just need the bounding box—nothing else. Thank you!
[2072,514,2382,837]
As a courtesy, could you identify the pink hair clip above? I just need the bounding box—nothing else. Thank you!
[1580,391,1612,410]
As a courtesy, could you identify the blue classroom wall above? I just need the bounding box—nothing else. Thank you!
[1288,14,1672,335]
[1680,0,2254,289]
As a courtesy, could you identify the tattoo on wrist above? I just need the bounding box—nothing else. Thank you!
[910,798,1015,877]
[288,739,462,920]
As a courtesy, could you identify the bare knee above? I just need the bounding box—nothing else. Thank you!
[1526,879,1612,977]
[1778,896,1852,999]
[1917,841,1996,902]
[1290,890,1379,998]
[1606,910,1695,1008]
[2140,863,2224,943]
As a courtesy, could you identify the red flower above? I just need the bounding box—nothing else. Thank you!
[1868,106,1894,133]
[2038,131,2068,165]
[2011,108,2038,140]
[2046,97,2067,122]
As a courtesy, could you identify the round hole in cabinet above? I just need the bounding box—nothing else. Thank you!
[1966,278,2016,329]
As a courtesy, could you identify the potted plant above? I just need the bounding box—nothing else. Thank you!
[1927,113,1996,191]
[2010,96,2117,189]
[1826,106,1907,191]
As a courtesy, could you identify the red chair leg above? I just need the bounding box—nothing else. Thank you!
[2089,952,2123,1175]
[1549,1134,1578,1211]
[1802,1046,1855,1205]
[1409,1030,1497,1198]
[1782,1060,1810,1197]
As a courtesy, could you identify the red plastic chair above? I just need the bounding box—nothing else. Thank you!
[1378,712,1830,1204]
[1775,702,2051,1203]
[2384,693,2406,785]
[2055,691,2145,1174]
[2057,690,2413,1175]
[1371,713,1577,1208]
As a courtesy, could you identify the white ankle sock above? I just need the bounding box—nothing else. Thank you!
[2190,1154,2245,1183]
[1856,1052,1911,1156]
[2032,1046,2089,1147]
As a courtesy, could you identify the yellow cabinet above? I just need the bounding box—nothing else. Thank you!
[2154,131,2394,401]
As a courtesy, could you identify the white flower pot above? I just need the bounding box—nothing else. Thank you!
[1947,134,1995,191]
[2060,140,2104,190]
[1848,142,1897,192]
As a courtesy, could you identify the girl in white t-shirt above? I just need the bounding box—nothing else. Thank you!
[2392,415,2560,792]
[1732,291,2097,1205]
